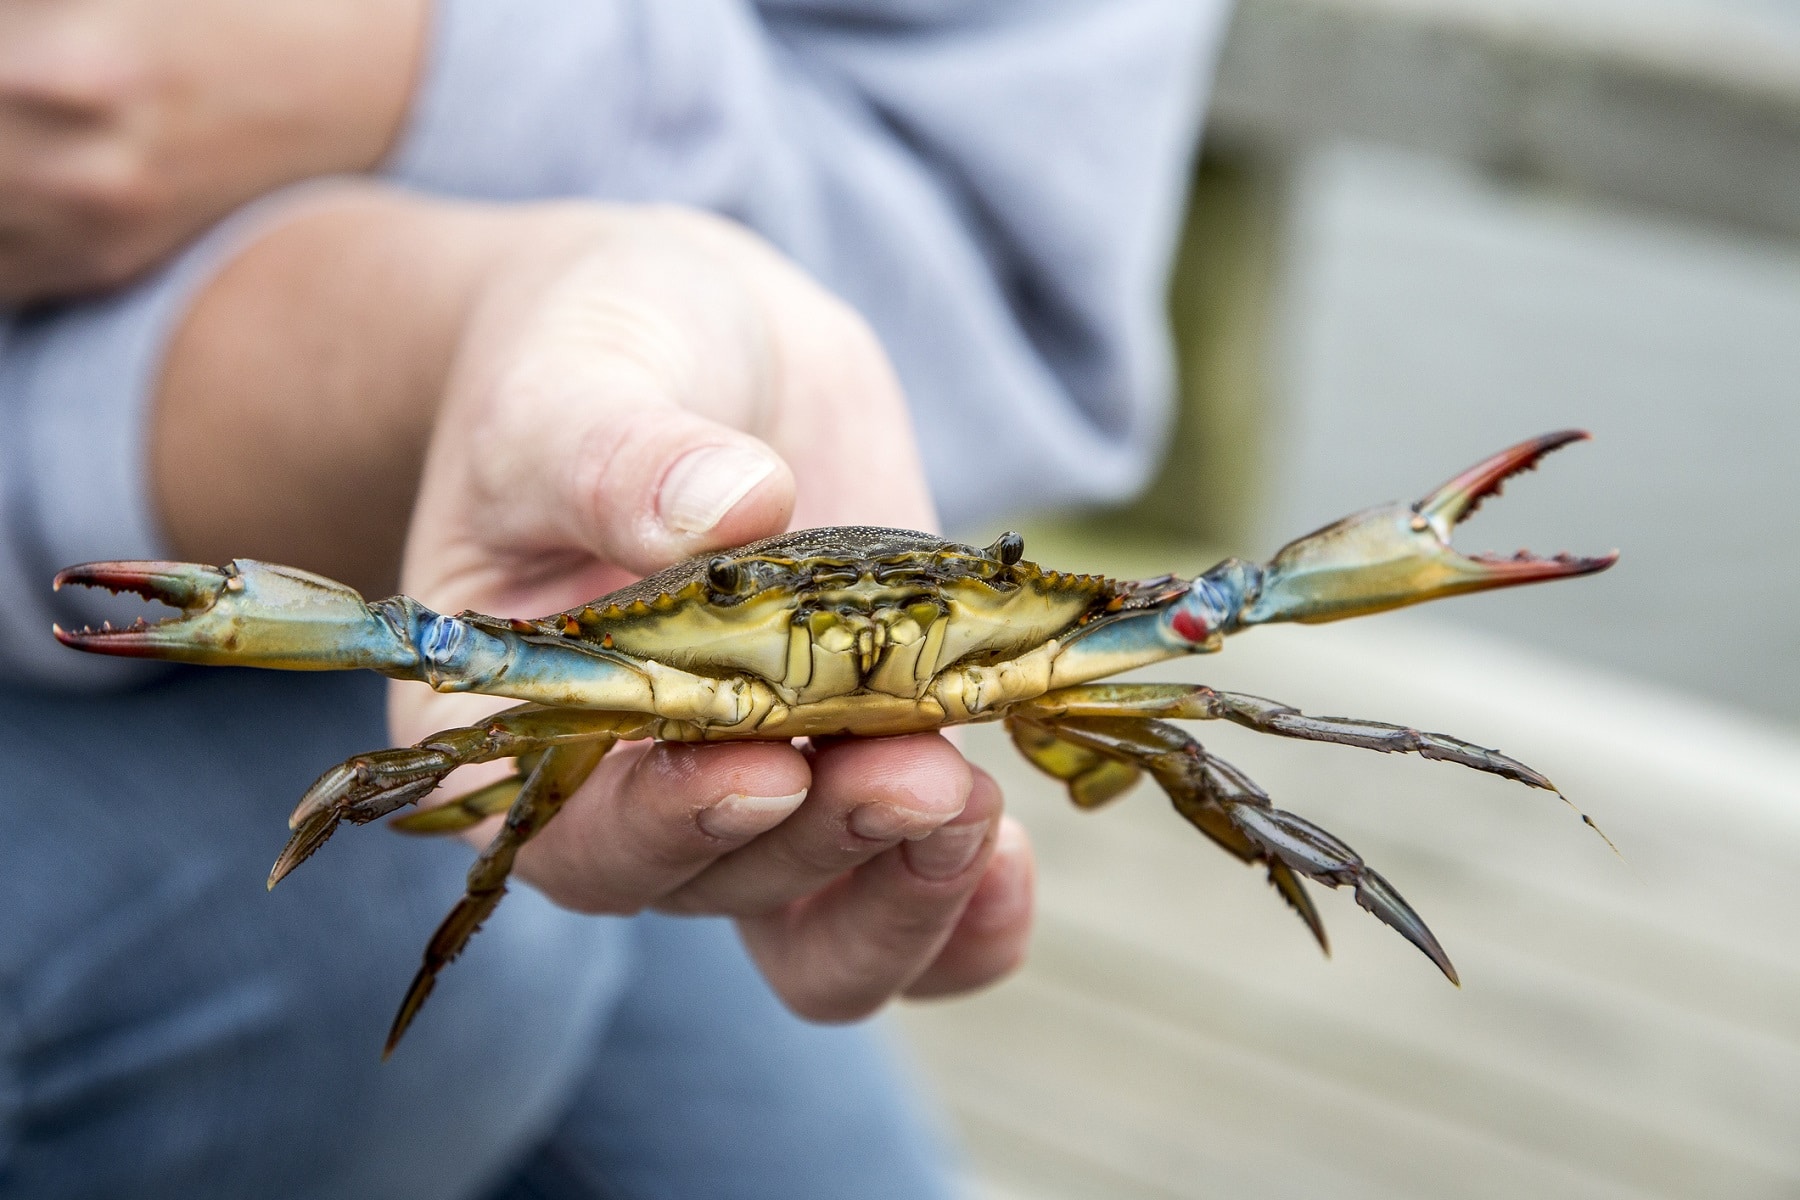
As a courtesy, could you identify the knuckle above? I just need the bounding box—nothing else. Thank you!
[874,898,955,944]
[60,148,164,228]
[83,234,158,290]
[754,836,846,890]
[803,298,893,389]
[562,410,647,529]
[2,245,125,301]
[0,254,64,305]
[977,939,1030,985]
[802,830,885,878]
[640,203,748,249]
[1,44,135,110]
[633,822,715,875]
[813,292,880,351]
[546,886,645,918]
[777,977,880,1025]
[650,889,718,917]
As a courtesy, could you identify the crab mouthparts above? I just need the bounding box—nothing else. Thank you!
[1415,430,1617,582]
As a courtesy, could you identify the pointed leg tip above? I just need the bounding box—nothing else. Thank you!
[1350,866,1462,987]
[266,841,313,890]
[1427,942,1460,988]
[268,811,341,888]
[267,845,305,887]
[265,836,316,888]
[385,972,434,1059]
[1412,928,1460,987]
[1557,792,1623,856]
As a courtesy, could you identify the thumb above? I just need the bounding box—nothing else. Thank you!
[434,266,800,578]
[548,399,796,575]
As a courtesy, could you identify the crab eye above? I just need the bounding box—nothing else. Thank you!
[987,532,1024,566]
[706,556,743,593]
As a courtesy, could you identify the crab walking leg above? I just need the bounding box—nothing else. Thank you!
[1007,715,1328,951]
[386,770,531,836]
[1006,719,1143,810]
[1013,713,1458,983]
[386,738,611,1057]
[1020,683,1557,789]
[271,705,659,887]
[1019,682,1615,847]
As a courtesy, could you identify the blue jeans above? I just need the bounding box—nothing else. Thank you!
[0,668,959,1199]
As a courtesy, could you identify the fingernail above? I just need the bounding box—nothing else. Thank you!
[659,445,778,535]
[848,802,946,842]
[697,789,808,839]
[905,820,992,881]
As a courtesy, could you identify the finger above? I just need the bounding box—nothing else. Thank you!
[0,123,150,300]
[663,732,972,915]
[0,27,130,115]
[738,764,1005,1022]
[0,122,103,300]
[427,239,802,583]
[537,401,796,576]
[904,815,1035,999]
[511,739,811,914]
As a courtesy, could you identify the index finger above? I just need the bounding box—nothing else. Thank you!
[510,739,814,915]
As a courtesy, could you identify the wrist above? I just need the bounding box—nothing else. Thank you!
[151,183,552,593]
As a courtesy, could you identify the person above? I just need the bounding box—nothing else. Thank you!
[0,3,1231,1196]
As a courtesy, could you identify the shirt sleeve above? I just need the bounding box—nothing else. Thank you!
[390,0,1232,529]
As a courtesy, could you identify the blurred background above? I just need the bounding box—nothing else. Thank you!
[901,0,1800,1195]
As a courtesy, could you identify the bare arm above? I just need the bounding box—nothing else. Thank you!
[152,189,499,594]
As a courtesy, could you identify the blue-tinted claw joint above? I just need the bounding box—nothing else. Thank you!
[1161,559,1260,648]
[1240,431,1618,626]
[54,559,418,672]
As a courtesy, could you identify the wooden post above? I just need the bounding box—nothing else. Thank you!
[1114,148,1289,554]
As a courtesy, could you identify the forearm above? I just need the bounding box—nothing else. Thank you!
[153,186,533,595]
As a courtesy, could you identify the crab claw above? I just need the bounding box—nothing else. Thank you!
[54,559,418,672]
[1240,431,1618,626]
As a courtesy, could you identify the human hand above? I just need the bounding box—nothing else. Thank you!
[0,0,425,302]
[394,206,1034,1019]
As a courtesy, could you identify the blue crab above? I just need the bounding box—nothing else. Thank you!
[56,432,1615,1054]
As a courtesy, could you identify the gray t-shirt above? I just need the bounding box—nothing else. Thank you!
[0,0,1230,686]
